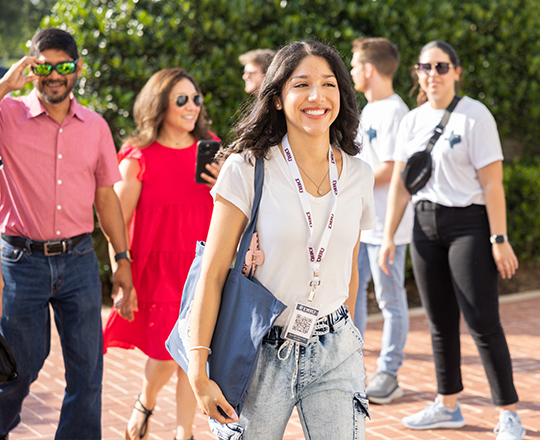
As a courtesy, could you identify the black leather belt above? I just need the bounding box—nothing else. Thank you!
[1,233,89,256]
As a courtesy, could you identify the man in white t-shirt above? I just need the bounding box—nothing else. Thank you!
[350,37,414,404]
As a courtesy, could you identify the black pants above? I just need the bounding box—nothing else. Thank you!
[411,200,518,406]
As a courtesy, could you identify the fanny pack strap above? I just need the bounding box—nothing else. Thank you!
[425,95,462,154]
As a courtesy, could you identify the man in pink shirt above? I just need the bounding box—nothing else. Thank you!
[0,28,136,439]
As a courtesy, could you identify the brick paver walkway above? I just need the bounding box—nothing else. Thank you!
[9,291,540,440]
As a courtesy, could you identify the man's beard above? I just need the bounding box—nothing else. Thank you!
[35,76,77,104]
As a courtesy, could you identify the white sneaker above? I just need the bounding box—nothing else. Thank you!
[402,398,466,430]
[365,371,404,404]
[494,410,526,440]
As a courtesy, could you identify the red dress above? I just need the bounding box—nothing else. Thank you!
[103,136,218,360]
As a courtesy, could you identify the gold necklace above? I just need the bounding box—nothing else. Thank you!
[296,162,329,195]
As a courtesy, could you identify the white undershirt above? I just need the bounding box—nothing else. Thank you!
[211,146,376,325]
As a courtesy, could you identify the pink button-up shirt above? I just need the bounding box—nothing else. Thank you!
[0,89,121,241]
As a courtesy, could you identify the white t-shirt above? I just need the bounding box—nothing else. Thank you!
[358,94,413,246]
[395,96,503,207]
[211,145,376,326]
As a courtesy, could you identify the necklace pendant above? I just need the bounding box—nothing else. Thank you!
[318,189,323,195]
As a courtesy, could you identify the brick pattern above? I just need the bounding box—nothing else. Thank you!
[9,292,540,440]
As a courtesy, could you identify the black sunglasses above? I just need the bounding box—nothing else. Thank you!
[175,94,203,107]
[31,59,79,76]
[415,62,453,76]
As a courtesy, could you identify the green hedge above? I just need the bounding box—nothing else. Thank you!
[504,159,540,267]
[43,0,540,154]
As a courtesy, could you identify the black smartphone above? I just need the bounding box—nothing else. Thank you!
[195,140,221,184]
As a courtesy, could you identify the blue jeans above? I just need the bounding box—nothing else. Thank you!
[354,242,408,376]
[0,235,103,439]
[209,306,370,440]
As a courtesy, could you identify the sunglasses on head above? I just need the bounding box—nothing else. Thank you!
[415,62,453,75]
[175,94,203,107]
[31,59,79,76]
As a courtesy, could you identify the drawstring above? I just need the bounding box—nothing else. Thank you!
[277,340,294,361]
[277,340,300,399]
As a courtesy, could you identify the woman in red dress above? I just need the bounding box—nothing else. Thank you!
[103,68,220,440]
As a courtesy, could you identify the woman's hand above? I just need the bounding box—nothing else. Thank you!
[190,375,239,424]
[492,241,519,279]
[186,195,247,424]
[477,162,518,279]
[378,238,396,276]
[379,160,410,277]
[200,161,223,188]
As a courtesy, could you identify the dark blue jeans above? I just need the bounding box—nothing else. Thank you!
[0,235,103,439]
[411,201,518,406]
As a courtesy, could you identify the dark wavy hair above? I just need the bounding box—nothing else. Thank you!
[124,68,212,148]
[411,40,462,106]
[226,40,361,160]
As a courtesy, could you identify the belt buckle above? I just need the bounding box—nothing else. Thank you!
[43,240,66,256]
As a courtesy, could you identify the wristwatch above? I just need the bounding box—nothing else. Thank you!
[489,234,507,244]
[115,250,133,262]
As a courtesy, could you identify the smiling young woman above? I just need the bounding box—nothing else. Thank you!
[272,55,342,196]
[187,40,376,440]
[276,56,340,140]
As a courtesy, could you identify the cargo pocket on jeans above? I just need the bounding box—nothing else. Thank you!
[209,417,244,440]
[353,393,370,440]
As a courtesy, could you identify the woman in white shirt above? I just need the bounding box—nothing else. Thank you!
[187,40,376,439]
[379,40,524,440]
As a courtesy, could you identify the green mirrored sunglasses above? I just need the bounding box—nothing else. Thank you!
[32,59,79,76]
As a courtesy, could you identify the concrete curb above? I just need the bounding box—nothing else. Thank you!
[366,289,540,323]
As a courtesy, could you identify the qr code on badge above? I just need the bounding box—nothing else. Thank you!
[292,314,313,335]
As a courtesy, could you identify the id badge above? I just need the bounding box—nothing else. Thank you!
[282,302,320,346]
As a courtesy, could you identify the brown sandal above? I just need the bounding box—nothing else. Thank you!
[125,396,154,440]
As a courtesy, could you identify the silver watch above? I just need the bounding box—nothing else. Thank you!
[489,234,507,244]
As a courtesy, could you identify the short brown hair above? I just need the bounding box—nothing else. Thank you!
[239,49,275,74]
[125,68,211,148]
[352,37,399,79]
